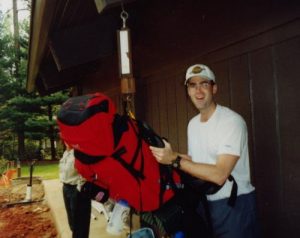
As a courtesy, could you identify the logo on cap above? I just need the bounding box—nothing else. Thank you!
[192,66,203,74]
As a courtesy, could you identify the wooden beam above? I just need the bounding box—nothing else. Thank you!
[94,0,137,13]
[49,14,119,71]
[38,57,81,91]
[26,0,59,93]
[94,0,122,13]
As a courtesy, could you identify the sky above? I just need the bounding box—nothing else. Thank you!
[0,0,30,20]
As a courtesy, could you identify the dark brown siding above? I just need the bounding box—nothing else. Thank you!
[134,20,300,238]
[80,2,300,237]
[276,37,300,234]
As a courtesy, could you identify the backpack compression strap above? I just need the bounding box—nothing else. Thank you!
[158,165,180,207]
[74,147,145,180]
[74,150,106,164]
[112,115,145,179]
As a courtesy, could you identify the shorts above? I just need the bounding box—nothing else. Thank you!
[198,191,261,238]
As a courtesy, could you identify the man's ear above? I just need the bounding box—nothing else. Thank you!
[213,84,218,95]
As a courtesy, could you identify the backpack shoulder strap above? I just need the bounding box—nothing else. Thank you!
[112,114,129,148]
[227,175,237,207]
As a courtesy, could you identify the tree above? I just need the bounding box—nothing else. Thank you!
[41,93,68,160]
[0,2,68,161]
[0,2,31,160]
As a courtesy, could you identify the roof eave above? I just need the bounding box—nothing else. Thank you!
[26,0,59,93]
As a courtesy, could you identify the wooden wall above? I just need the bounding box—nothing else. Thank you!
[81,1,300,236]
[136,23,300,238]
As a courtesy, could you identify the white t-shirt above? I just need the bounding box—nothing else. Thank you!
[187,105,255,201]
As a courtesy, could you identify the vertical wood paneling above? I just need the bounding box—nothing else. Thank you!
[132,33,300,237]
[145,81,154,127]
[166,75,179,151]
[229,55,256,181]
[158,78,169,138]
[229,55,251,124]
[274,37,300,235]
[175,73,188,153]
[135,81,148,120]
[249,47,282,234]
[151,81,161,132]
[212,61,231,106]
[85,11,300,238]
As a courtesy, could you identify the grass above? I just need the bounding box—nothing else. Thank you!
[21,161,59,180]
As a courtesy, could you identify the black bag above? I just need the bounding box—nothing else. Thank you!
[180,172,222,195]
[80,181,109,203]
[140,197,184,237]
[180,169,238,207]
[140,188,212,238]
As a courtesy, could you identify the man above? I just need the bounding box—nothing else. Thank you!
[59,142,91,238]
[150,64,260,238]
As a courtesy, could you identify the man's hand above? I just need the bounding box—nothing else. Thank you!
[149,139,177,165]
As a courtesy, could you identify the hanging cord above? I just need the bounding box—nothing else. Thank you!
[123,94,135,119]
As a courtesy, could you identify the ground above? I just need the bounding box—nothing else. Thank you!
[0,178,57,238]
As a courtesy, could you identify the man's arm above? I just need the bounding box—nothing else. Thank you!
[150,140,239,186]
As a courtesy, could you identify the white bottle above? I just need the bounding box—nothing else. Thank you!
[106,199,130,235]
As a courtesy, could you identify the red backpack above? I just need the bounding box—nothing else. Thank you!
[57,92,181,212]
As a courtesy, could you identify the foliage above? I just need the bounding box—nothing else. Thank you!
[23,140,42,160]
[0,157,8,174]
[0,3,69,161]
[0,137,17,161]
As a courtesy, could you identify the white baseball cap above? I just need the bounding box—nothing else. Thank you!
[185,64,216,85]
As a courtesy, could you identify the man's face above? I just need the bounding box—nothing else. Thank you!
[186,76,217,111]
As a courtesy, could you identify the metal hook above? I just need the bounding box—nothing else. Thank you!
[120,10,129,28]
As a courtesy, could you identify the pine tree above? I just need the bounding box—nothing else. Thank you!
[0,2,68,161]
